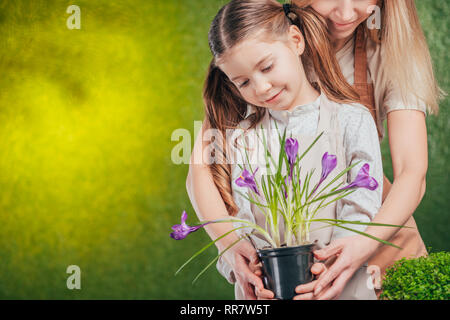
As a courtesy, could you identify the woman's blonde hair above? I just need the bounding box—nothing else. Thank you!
[204,0,359,215]
[376,0,442,114]
[294,0,443,114]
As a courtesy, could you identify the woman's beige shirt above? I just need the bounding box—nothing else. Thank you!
[336,36,427,141]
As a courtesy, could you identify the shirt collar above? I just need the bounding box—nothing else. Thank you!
[243,93,322,122]
[244,104,256,119]
[268,94,322,124]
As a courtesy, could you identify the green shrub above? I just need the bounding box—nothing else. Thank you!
[380,252,450,300]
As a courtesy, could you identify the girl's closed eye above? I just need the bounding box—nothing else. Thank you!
[238,64,273,88]
[262,64,273,72]
[239,80,249,88]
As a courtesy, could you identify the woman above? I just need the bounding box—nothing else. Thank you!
[186,0,442,300]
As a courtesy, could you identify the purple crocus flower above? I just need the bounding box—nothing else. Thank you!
[285,138,299,180]
[320,152,337,182]
[340,163,378,191]
[170,211,211,240]
[235,168,260,196]
[311,152,337,195]
[285,138,299,166]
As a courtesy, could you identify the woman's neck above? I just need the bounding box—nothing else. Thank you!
[332,34,354,52]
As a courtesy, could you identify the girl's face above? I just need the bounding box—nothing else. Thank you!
[310,0,378,40]
[217,27,316,112]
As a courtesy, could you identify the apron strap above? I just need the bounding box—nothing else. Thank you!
[353,26,383,139]
[316,95,345,164]
[316,94,336,135]
[354,26,368,86]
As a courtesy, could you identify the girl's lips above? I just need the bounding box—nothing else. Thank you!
[265,89,284,103]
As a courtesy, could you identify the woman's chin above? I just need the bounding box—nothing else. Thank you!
[328,22,359,41]
[331,29,355,41]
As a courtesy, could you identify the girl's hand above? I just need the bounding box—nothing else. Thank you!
[257,262,330,300]
[222,240,273,300]
[303,235,379,300]
[253,269,275,300]
[293,262,329,300]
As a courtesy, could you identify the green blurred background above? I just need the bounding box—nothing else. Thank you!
[0,0,447,299]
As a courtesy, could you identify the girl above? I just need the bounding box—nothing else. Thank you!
[187,0,442,300]
[191,0,383,299]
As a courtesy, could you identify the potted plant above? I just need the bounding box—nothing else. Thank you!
[171,129,405,300]
[380,251,450,300]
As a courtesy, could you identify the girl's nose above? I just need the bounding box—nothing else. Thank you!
[253,78,272,97]
[335,0,356,22]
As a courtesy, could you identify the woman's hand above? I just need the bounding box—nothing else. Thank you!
[222,240,274,300]
[295,235,379,300]
[293,263,330,300]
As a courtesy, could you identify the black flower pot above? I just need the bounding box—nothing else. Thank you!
[257,243,316,300]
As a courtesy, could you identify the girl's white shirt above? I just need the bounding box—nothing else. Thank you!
[234,94,383,243]
[218,94,383,286]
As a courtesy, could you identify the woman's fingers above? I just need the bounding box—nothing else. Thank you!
[313,241,344,261]
[313,255,348,296]
[295,279,318,295]
[316,269,354,300]
[293,292,315,300]
[294,278,334,300]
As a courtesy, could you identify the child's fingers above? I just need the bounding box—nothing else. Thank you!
[242,242,260,266]
[249,261,262,273]
[311,262,327,275]
[255,287,275,300]
[295,263,327,294]
[295,279,317,294]
[314,256,347,296]
[246,271,264,291]
[243,282,257,300]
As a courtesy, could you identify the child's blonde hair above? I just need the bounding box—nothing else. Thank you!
[294,0,443,114]
[203,0,359,215]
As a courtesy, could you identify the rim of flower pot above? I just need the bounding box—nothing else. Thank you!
[257,243,316,258]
